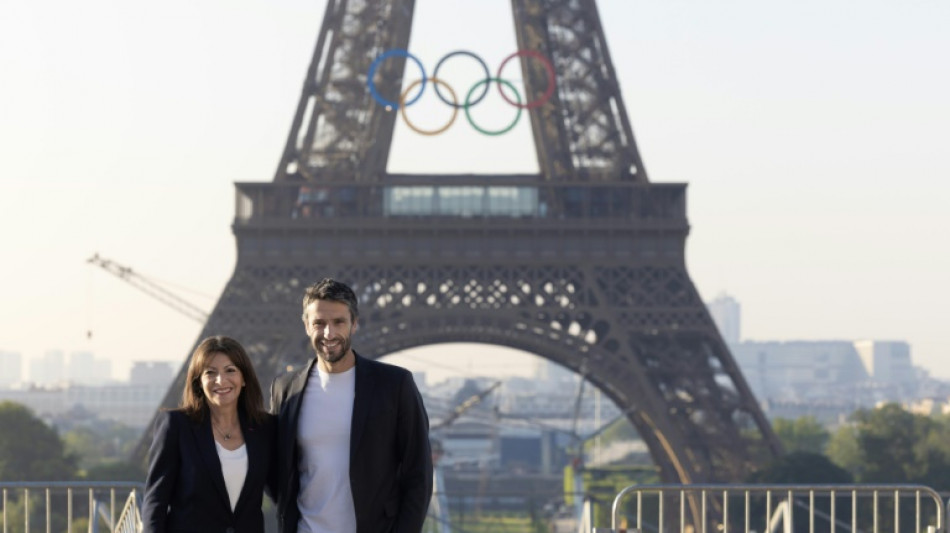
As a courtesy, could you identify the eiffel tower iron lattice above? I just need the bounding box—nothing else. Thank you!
[137,0,783,484]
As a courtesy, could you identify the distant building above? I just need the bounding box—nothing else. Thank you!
[905,397,950,417]
[66,351,112,385]
[534,360,577,387]
[706,293,741,344]
[732,339,921,424]
[0,351,22,387]
[130,361,174,387]
[29,350,65,385]
[0,382,167,428]
[732,340,871,402]
[0,359,180,427]
[854,340,916,392]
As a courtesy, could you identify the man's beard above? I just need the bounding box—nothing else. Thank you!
[312,336,351,364]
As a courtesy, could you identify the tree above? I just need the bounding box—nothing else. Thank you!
[826,403,950,491]
[747,451,852,484]
[771,416,830,454]
[62,420,143,473]
[0,401,77,481]
[84,461,146,482]
[825,423,862,475]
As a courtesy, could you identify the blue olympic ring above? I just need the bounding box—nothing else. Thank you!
[367,49,427,109]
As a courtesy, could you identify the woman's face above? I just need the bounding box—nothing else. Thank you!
[199,352,244,411]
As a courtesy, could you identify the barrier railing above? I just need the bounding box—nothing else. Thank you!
[607,484,944,533]
[0,482,143,533]
[113,490,142,533]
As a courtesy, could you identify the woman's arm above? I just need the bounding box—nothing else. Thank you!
[141,411,180,533]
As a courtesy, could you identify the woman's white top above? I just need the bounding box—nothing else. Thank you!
[215,441,248,511]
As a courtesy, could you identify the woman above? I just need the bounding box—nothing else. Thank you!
[142,336,276,533]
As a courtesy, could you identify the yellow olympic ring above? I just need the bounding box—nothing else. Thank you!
[398,78,458,136]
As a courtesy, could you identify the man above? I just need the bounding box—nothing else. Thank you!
[271,278,433,533]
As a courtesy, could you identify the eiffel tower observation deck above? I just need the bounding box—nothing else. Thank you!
[140,0,783,484]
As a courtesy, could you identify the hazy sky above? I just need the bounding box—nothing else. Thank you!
[1,0,948,384]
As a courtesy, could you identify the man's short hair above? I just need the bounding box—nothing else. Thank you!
[301,278,359,321]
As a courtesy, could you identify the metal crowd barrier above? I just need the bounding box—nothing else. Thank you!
[0,482,143,533]
[112,490,142,533]
[606,484,944,533]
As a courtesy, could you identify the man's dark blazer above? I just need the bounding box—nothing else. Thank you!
[142,409,277,533]
[270,352,433,533]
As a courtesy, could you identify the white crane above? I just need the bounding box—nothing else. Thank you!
[86,253,209,324]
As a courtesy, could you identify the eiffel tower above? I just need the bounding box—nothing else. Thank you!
[139,0,783,484]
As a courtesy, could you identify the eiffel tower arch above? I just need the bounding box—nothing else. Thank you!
[140,0,783,484]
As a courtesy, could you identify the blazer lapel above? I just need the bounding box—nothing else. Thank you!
[286,359,315,427]
[349,353,374,462]
[282,359,315,495]
[190,417,232,513]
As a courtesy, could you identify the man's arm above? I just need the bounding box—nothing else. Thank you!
[269,375,282,415]
[393,370,433,533]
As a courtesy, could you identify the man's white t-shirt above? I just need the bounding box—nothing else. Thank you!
[296,365,357,533]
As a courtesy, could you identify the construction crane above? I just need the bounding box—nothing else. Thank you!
[86,253,209,323]
[431,380,502,432]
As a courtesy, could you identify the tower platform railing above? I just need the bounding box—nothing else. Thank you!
[233,179,688,225]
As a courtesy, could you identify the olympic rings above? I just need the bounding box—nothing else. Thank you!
[465,78,522,136]
[366,48,555,136]
[400,78,459,136]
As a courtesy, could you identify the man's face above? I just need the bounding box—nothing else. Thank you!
[303,299,357,370]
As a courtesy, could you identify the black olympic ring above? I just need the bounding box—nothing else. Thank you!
[366,48,555,135]
[433,50,490,109]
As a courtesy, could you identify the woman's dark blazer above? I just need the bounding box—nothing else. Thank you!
[142,409,277,533]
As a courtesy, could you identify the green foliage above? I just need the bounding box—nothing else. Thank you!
[829,403,950,490]
[826,423,862,475]
[0,401,77,481]
[578,465,660,527]
[592,416,639,443]
[62,421,142,473]
[84,460,146,482]
[422,507,550,532]
[747,451,852,484]
[771,416,830,454]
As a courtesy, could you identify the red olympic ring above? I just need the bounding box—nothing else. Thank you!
[495,50,555,110]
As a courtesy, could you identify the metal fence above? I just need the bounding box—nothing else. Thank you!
[606,484,945,533]
[0,482,143,533]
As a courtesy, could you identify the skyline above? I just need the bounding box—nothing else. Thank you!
[0,296,930,387]
[1,0,948,380]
